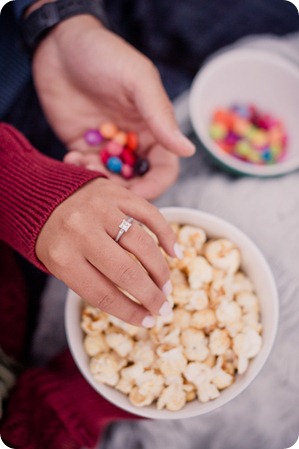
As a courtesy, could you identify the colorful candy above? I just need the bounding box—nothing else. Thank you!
[84,129,103,146]
[209,104,288,165]
[84,122,149,179]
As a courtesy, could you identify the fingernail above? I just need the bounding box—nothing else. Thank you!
[174,243,184,260]
[159,301,173,317]
[174,130,196,155]
[162,279,173,296]
[142,316,156,328]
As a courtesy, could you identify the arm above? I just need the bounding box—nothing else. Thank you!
[0,123,102,269]
[0,123,179,326]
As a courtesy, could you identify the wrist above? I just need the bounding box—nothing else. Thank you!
[21,0,108,53]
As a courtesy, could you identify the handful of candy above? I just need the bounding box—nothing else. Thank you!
[84,122,149,179]
[209,104,288,165]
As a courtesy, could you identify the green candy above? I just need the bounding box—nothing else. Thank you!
[209,123,227,140]
[270,144,282,158]
[234,140,252,157]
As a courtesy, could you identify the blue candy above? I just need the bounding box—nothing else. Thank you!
[231,104,251,119]
[107,156,122,173]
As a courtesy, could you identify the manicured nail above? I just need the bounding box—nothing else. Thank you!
[142,316,156,328]
[174,243,184,260]
[162,280,173,296]
[174,130,196,155]
[159,301,173,317]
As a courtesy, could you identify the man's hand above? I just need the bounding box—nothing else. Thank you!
[32,15,195,198]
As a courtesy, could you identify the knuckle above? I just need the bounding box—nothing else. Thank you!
[96,292,115,311]
[135,231,155,252]
[63,210,84,234]
[48,243,70,268]
[118,264,139,286]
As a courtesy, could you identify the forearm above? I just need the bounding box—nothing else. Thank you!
[0,123,104,270]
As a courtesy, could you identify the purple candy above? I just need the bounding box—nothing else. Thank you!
[224,132,240,146]
[84,129,103,146]
[134,158,150,176]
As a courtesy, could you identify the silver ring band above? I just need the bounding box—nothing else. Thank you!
[115,217,134,243]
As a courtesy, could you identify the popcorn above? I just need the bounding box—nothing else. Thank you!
[128,341,155,368]
[81,223,263,411]
[204,239,241,274]
[191,309,217,331]
[233,328,262,359]
[215,300,242,326]
[209,276,234,307]
[236,292,260,314]
[184,362,213,386]
[197,382,220,403]
[181,329,209,362]
[209,329,231,355]
[129,387,155,407]
[211,368,234,390]
[105,332,134,357]
[187,256,213,289]
[178,225,207,253]
[232,272,254,295]
[84,334,108,356]
[156,346,187,376]
[89,353,121,386]
[157,384,187,411]
[136,370,164,398]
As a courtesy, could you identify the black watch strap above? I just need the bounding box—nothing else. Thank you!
[21,0,107,52]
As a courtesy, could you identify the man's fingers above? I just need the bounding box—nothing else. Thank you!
[133,63,195,157]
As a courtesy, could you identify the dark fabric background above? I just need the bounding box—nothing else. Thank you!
[105,0,299,98]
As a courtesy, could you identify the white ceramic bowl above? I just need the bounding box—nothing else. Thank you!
[189,47,299,176]
[65,207,279,419]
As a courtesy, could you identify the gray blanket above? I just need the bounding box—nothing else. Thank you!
[33,34,299,449]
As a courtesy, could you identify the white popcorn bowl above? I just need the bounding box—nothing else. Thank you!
[65,207,279,419]
[189,47,299,176]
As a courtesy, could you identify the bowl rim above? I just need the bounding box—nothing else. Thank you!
[65,207,279,419]
[189,47,299,177]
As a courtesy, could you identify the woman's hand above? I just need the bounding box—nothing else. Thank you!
[32,15,195,199]
[36,178,179,327]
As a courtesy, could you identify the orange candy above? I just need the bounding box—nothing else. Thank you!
[213,109,234,128]
[100,122,118,139]
[113,131,128,146]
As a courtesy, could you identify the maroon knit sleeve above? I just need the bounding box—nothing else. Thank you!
[0,123,105,271]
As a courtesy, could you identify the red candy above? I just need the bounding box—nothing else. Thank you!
[121,148,136,166]
[100,149,110,165]
[126,132,138,151]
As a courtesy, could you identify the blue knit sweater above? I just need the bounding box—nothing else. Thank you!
[0,1,34,118]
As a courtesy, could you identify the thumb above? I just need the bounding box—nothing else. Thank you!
[133,65,196,157]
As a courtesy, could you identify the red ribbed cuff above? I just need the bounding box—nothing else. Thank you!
[0,123,105,270]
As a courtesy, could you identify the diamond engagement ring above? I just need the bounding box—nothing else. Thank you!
[115,217,134,243]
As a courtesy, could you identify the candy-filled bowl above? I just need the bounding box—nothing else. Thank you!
[65,207,279,419]
[189,47,299,176]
